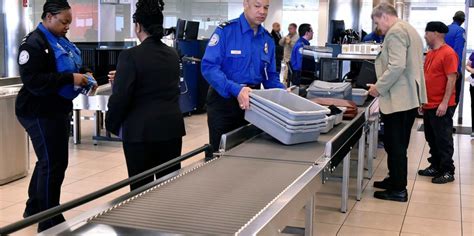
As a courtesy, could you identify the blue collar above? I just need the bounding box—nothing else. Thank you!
[299,37,310,45]
[38,23,59,45]
[239,13,264,35]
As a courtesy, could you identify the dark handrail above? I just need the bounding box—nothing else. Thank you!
[0,144,212,235]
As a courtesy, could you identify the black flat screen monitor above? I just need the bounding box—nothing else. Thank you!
[355,60,377,89]
[329,20,345,44]
[185,21,199,40]
[176,19,186,39]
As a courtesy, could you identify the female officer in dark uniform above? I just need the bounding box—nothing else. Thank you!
[15,0,94,232]
[106,0,185,191]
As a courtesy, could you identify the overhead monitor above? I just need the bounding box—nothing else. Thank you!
[329,20,345,44]
[176,19,186,39]
[184,21,199,40]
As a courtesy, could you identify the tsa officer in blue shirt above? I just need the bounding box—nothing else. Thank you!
[445,11,465,105]
[201,0,285,153]
[290,23,313,86]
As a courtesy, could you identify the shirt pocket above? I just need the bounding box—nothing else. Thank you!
[260,53,271,75]
[226,50,246,71]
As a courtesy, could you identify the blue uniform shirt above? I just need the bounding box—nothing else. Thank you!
[362,32,384,43]
[201,13,285,98]
[445,22,465,72]
[290,37,310,72]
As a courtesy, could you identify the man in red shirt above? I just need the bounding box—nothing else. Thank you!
[419,21,458,184]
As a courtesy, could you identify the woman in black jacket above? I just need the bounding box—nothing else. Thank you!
[106,0,186,191]
[15,0,94,232]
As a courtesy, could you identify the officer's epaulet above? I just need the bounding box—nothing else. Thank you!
[20,32,33,45]
[218,20,236,29]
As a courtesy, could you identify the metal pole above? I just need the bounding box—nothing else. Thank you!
[304,195,316,236]
[357,126,366,201]
[341,152,350,213]
[458,0,471,125]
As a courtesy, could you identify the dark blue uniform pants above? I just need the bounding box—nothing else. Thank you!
[122,138,182,191]
[17,115,69,232]
[206,87,248,155]
[423,106,456,174]
[381,108,417,191]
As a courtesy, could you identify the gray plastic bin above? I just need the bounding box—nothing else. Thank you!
[250,89,330,121]
[249,103,327,131]
[250,101,327,126]
[307,81,352,100]
[245,108,321,145]
[351,88,369,106]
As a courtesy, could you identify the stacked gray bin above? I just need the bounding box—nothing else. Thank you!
[307,81,352,100]
[245,89,330,145]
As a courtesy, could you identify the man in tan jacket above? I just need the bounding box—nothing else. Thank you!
[367,3,427,202]
[279,23,299,84]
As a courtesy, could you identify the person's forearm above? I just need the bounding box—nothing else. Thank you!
[441,74,457,105]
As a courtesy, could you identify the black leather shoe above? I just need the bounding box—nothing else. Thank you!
[373,177,392,189]
[432,172,455,184]
[418,166,439,177]
[374,189,408,202]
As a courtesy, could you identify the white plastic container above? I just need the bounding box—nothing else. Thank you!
[320,115,336,134]
[352,88,369,106]
[245,108,322,145]
[307,81,352,100]
[250,89,330,121]
[334,107,347,125]
[249,103,327,131]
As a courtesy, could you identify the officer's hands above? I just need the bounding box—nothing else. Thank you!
[86,72,99,94]
[367,84,380,97]
[237,87,252,110]
[73,73,88,87]
[285,36,291,44]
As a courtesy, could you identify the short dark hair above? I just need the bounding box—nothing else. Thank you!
[133,0,165,39]
[298,23,312,37]
[41,0,70,20]
[289,23,297,29]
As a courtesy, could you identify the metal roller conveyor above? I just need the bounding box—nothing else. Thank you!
[44,156,317,235]
[34,98,379,235]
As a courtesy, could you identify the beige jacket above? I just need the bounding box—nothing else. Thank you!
[374,20,427,114]
[279,33,299,62]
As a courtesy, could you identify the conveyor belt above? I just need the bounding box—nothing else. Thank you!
[56,157,311,235]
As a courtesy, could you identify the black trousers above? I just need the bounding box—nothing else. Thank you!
[423,107,456,174]
[454,73,463,106]
[381,108,417,191]
[206,88,248,154]
[291,71,302,86]
[17,115,69,232]
[122,138,182,191]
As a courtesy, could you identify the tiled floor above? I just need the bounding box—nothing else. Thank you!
[1,95,473,235]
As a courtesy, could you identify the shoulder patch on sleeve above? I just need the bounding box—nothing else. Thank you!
[18,50,30,65]
[208,33,220,46]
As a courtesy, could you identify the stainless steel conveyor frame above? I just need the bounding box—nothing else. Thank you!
[1,98,379,236]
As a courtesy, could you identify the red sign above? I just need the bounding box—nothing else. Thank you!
[22,0,28,7]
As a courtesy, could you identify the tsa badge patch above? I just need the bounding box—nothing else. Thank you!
[18,50,30,65]
[298,47,303,54]
[209,34,219,47]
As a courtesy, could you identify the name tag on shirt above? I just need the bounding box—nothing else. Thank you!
[230,50,242,55]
